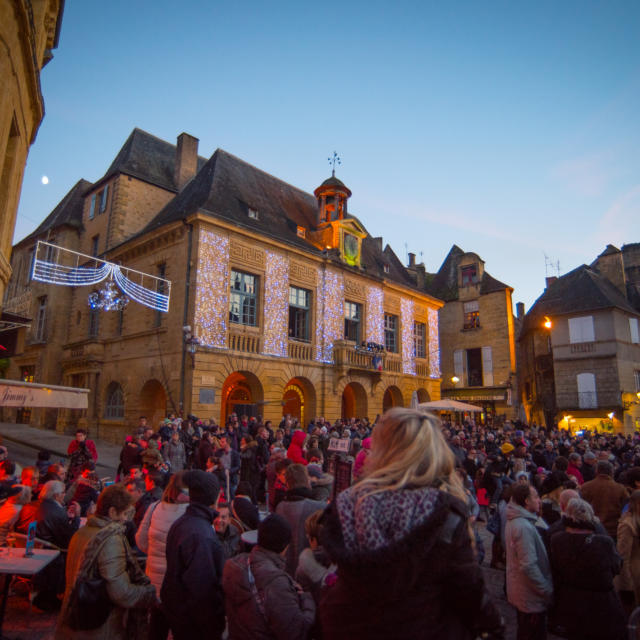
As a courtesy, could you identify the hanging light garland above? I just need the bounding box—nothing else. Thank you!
[401,297,415,375]
[366,285,384,344]
[428,307,441,378]
[88,280,129,311]
[263,251,289,357]
[315,268,344,362]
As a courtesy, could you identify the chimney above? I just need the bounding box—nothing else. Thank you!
[174,133,199,190]
[408,252,416,267]
[593,245,627,297]
[516,302,525,318]
[545,276,557,289]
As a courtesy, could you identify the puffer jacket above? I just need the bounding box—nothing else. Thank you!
[55,516,156,640]
[135,500,188,597]
[319,485,503,640]
[504,501,553,613]
[223,545,315,640]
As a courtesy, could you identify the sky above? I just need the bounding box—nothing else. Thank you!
[13,0,640,311]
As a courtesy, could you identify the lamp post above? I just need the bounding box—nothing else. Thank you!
[183,326,200,369]
[451,376,460,426]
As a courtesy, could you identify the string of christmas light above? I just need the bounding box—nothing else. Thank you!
[366,285,384,344]
[31,240,170,312]
[315,268,344,362]
[401,297,416,375]
[428,307,441,378]
[88,280,129,311]
[194,230,230,348]
[263,251,289,357]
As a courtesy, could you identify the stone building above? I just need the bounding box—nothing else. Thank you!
[0,0,64,306]
[518,244,640,433]
[3,128,443,440]
[425,245,517,422]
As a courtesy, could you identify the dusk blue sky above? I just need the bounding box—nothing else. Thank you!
[14,0,640,310]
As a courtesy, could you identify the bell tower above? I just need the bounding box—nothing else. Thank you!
[314,175,352,226]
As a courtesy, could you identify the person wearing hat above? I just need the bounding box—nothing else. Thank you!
[223,513,315,640]
[161,470,225,640]
[501,442,515,456]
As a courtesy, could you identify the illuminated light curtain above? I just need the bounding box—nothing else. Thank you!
[401,297,415,375]
[316,268,344,362]
[366,285,384,344]
[263,251,289,357]
[428,307,441,378]
[194,230,230,348]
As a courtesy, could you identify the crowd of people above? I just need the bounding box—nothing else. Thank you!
[0,410,639,638]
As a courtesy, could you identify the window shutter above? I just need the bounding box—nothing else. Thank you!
[568,316,594,343]
[89,194,96,219]
[453,349,464,382]
[630,318,640,344]
[577,372,597,408]
[482,346,493,386]
[100,185,109,212]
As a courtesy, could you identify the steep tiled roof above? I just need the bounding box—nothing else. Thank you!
[426,244,509,301]
[521,264,638,336]
[99,128,207,192]
[19,179,92,245]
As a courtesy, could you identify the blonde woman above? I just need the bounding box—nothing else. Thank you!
[319,408,503,640]
[616,490,640,611]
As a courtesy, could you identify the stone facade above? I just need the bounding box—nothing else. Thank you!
[4,129,443,441]
[0,0,64,304]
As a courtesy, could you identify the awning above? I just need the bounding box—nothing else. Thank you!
[0,311,31,333]
[0,379,89,409]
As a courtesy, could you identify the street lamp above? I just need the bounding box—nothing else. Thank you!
[183,325,200,369]
[451,376,460,386]
[543,316,552,329]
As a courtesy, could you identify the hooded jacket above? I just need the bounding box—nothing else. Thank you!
[286,431,308,465]
[319,486,503,640]
[223,545,315,640]
[504,501,553,613]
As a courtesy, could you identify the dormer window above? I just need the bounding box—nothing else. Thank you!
[248,208,259,220]
[383,263,390,274]
[296,226,306,238]
[461,264,477,286]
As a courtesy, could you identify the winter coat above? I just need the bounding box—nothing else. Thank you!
[135,500,188,597]
[161,503,226,638]
[36,498,80,549]
[141,441,164,470]
[67,438,98,461]
[223,545,315,640]
[504,501,553,613]
[276,488,326,576]
[197,438,214,470]
[55,516,156,640]
[580,474,628,537]
[549,530,625,639]
[218,521,243,560]
[295,547,336,604]
[615,513,640,602]
[286,431,308,465]
[119,441,142,474]
[164,440,187,472]
[240,441,261,491]
[319,486,503,640]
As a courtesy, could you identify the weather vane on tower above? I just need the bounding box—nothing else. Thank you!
[328,151,341,177]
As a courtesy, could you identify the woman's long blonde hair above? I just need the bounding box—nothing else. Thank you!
[355,408,465,503]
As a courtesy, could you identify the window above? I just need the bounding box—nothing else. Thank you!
[481,346,493,386]
[413,321,426,358]
[296,226,306,239]
[34,296,47,342]
[344,301,362,343]
[91,235,99,257]
[89,193,96,219]
[463,300,480,329]
[155,263,166,328]
[248,208,258,220]
[383,263,390,274]
[384,314,398,352]
[568,316,594,344]
[88,308,99,338]
[104,382,124,419]
[289,286,310,341]
[99,184,109,213]
[461,264,477,286]
[229,271,258,326]
[630,317,640,344]
[577,372,597,408]
[466,348,483,386]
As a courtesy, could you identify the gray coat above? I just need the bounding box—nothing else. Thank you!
[505,501,553,613]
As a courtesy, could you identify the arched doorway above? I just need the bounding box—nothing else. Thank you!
[341,381,368,419]
[382,385,403,413]
[281,377,318,427]
[221,371,264,424]
[416,388,430,403]
[140,380,167,428]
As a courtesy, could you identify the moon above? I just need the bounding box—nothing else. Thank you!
[41,176,49,185]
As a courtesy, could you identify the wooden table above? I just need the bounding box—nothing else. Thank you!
[0,548,60,639]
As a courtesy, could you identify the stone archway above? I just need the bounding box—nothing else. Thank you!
[416,388,430,403]
[382,385,404,413]
[282,376,318,427]
[140,379,167,429]
[221,371,265,424]
[341,381,368,419]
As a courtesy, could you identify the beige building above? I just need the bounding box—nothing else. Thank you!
[0,0,64,305]
[426,245,517,422]
[4,129,443,441]
[518,244,640,433]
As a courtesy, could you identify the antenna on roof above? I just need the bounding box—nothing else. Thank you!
[328,151,341,177]
[544,253,561,277]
